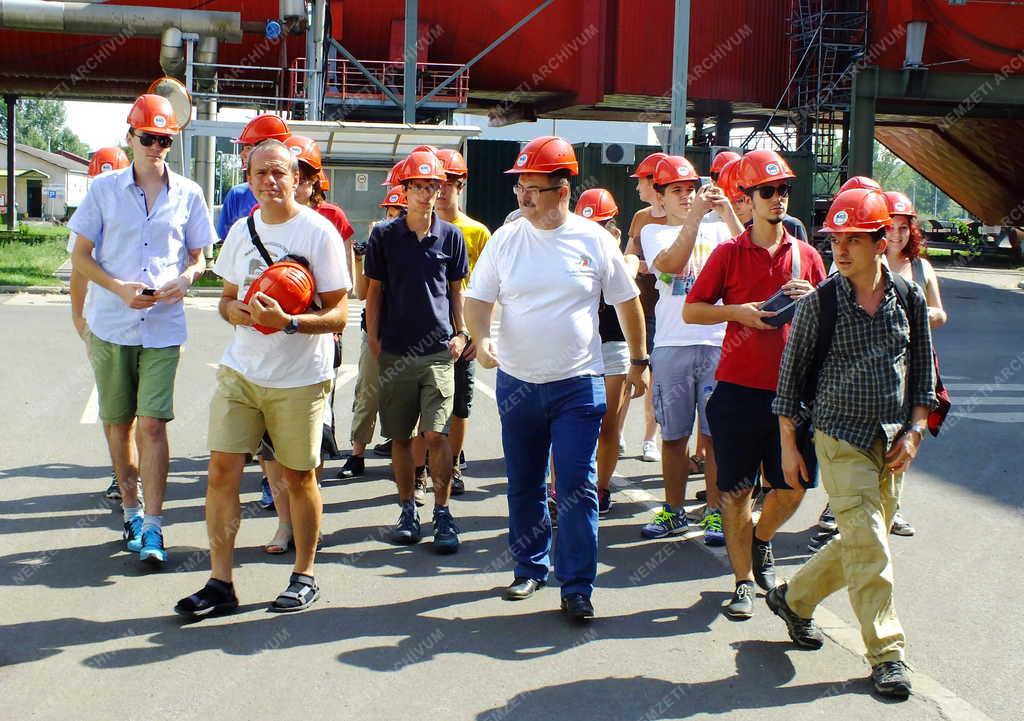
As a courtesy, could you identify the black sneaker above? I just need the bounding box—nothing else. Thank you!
[175,579,239,618]
[752,533,777,591]
[373,439,393,458]
[390,501,421,545]
[450,464,466,496]
[725,580,755,619]
[818,504,837,531]
[336,454,365,480]
[105,473,121,501]
[871,660,912,699]
[765,583,824,649]
[560,593,594,621]
[808,528,839,554]
[432,505,460,554]
[597,488,613,516]
[458,450,467,470]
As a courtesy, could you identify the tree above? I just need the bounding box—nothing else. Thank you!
[0,99,90,157]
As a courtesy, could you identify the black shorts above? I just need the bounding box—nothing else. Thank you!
[453,357,475,419]
[705,381,818,493]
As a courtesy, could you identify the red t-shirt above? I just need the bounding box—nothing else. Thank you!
[316,202,355,242]
[686,228,826,391]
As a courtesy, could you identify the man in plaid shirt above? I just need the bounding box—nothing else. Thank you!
[768,188,936,700]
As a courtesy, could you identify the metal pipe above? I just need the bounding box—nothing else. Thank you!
[668,0,690,154]
[5,94,15,231]
[0,0,242,42]
[159,26,184,77]
[310,0,325,121]
[403,0,417,123]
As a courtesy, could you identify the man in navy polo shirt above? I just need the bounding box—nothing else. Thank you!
[364,150,470,554]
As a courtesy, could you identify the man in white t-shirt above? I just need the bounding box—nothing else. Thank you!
[465,136,648,622]
[175,141,350,618]
[639,157,742,546]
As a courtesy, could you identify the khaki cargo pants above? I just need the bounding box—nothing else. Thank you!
[785,430,905,665]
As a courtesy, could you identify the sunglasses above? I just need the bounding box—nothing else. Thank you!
[753,183,791,200]
[132,131,174,149]
[513,183,562,197]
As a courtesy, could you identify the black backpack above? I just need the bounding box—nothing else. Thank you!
[801,273,951,436]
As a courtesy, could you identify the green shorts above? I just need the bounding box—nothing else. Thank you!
[88,332,180,424]
[207,366,332,471]
[378,349,454,440]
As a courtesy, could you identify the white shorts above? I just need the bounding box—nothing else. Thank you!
[601,341,630,377]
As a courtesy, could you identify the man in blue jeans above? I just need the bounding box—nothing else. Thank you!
[465,136,648,621]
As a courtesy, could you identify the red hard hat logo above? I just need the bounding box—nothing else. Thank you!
[895,201,907,212]
[418,163,431,174]
[765,162,780,176]
[516,153,528,166]
[153,115,167,128]
[833,210,849,226]
[582,207,594,217]
[101,163,113,172]
[389,194,399,203]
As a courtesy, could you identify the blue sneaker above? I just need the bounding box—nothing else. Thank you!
[432,506,460,554]
[123,515,144,552]
[258,477,275,510]
[139,527,167,563]
[640,504,689,539]
[390,501,421,545]
[701,507,725,547]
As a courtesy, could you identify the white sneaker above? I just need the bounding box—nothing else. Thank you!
[641,440,660,462]
[618,437,627,458]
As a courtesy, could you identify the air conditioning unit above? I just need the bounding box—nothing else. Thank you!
[601,143,635,165]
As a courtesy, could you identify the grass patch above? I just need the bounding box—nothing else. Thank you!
[0,226,70,286]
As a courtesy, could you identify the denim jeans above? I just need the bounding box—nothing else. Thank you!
[496,370,606,598]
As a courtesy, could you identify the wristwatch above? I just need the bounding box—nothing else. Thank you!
[907,420,927,439]
[283,316,300,335]
[454,330,471,342]
[630,357,650,368]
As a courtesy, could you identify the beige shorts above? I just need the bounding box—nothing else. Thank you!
[208,366,332,471]
[378,349,454,440]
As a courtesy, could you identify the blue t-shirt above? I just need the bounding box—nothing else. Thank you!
[364,214,468,356]
[217,183,257,240]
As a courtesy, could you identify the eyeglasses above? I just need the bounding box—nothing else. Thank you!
[753,183,792,200]
[132,130,174,149]
[513,183,562,198]
[405,182,440,194]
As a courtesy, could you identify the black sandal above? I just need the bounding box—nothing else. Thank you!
[270,572,319,613]
[174,579,239,618]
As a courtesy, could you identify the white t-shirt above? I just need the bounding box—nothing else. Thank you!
[214,205,351,388]
[641,218,730,348]
[466,213,638,384]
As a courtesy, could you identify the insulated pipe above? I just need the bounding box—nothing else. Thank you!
[309,0,325,121]
[194,36,218,213]
[0,0,242,42]
[159,26,184,77]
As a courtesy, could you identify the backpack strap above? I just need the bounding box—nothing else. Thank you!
[890,272,915,323]
[910,257,926,291]
[790,240,801,280]
[803,274,838,403]
[247,215,275,268]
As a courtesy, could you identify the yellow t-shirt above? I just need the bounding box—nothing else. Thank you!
[451,211,492,286]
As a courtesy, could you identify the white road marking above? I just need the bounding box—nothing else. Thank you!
[946,383,1024,391]
[79,385,98,424]
[953,412,1024,423]
[958,397,1024,405]
[475,379,497,401]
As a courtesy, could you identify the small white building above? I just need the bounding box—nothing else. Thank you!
[0,142,89,220]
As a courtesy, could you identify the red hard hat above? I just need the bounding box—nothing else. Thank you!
[839,175,882,192]
[235,114,290,145]
[380,185,408,209]
[822,188,892,234]
[411,144,439,154]
[318,170,330,191]
[883,190,917,218]
[243,261,316,335]
[629,152,669,179]
[127,94,180,136]
[436,148,468,177]
[88,147,129,177]
[574,188,619,222]
[392,150,446,183]
[716,158,744,202]
[381,162,401,186]
[653,156,700,187]
[506,136,578,175]
[284,135,322,171]
[710,150,741,175]
[736,150,796,190]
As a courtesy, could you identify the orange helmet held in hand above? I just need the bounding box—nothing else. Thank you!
[380,185,408,209]
[392,151,447,184]
[234,114,290,145]
[839,175,882,192]
[575,188,619,222]
[284,135,322,171]
[88,147,130,177]
[653,156,700,187]
[710,150,741,175]
[243,261,316,335]
[127,94,180,136]
[506,136,578,175]
[436,148,468,177]
[735,150,796,190]
[822,188,892,234]
[883,190,917,218]
[715,158,744,202]
[630,152,669,179]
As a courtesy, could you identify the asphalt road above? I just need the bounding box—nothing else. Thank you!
[0,267,1020,721]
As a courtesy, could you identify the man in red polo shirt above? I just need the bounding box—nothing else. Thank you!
[684,150,826,619]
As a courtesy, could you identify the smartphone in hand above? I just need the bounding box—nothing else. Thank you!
[141,288,157,296]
